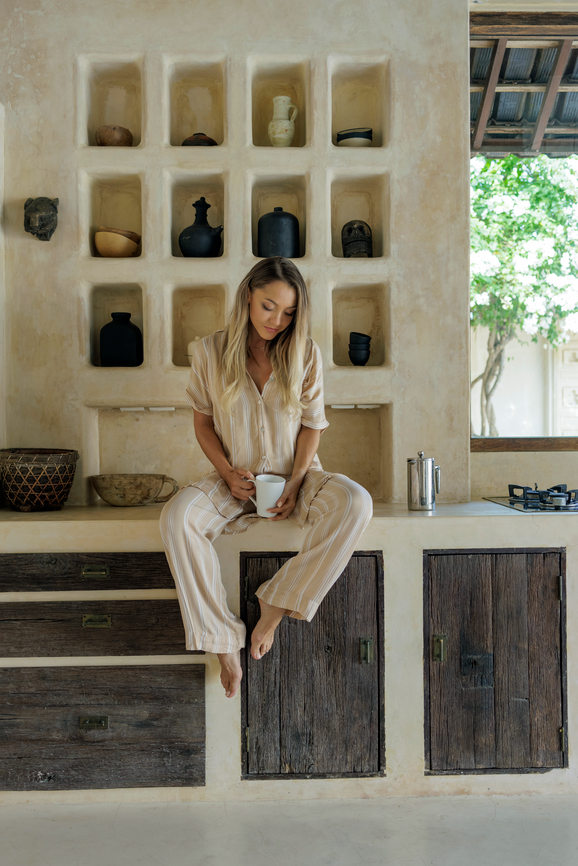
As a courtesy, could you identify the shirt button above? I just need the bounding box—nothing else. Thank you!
[261,455,266,460]
[260,427,265,432]
[258,400,262,405]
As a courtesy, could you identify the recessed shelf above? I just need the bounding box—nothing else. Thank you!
[330,58,387,147]
[172,285,226,367]
[318,405,391,500]
[98,408,212,488]
[332,283,388,367]
[169,172,225,257]
[251,174,307,257]
[251,59,309,147]
[330,173,388,258]
[89,284,144,367]
[168,60,226,146]
[85,58,142,147]
[87,173,142,257]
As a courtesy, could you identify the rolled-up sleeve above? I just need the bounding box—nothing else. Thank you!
[300,341,329,432]
[185,339,214,416]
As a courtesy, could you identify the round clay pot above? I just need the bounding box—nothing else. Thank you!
[95,231,139,257]
[181,132,218,146]
[95,125,134,146]
[91,473,179,507]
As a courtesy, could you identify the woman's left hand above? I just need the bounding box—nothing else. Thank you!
[268,478,301,521]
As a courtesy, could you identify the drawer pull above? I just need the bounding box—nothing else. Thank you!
[79,715,109,729]
[82,614,111,628]
[81,564,110,578]
[359,637,374,664]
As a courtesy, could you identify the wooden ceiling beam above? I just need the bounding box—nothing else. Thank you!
[530,39,574,152]
[472,38,507,151]
[471,13,578,37]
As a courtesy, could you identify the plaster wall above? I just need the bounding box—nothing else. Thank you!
[0,102,5,449]
[0,0,470,505]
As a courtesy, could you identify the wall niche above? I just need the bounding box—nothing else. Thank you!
[251,173,307,257]
[89,284,144,367]
[172,285,226,367]
[82,57,143,147]
[332,283,388,367]
[86,173,143,257]
[250,59,309,147]
[168,171,225,258]
[330,172,388,258]
[168,60,226,146]
[330,58,388,147]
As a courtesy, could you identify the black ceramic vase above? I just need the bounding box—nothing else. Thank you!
[178,197,223,257]
[257,207,300,258]
[100,312,143,367]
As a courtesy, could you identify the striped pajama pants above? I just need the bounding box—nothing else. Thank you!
[159,475,373,653]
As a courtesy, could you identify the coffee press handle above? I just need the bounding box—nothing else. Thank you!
[435,465,441,495]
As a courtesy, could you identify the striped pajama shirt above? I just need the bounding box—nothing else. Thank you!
[159,330,373,653]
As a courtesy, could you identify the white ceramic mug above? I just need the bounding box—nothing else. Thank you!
[249,473,286,518]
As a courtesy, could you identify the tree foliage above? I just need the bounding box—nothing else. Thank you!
[471,154,578,435]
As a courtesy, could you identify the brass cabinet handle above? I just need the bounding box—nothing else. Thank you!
[82,614,111,628]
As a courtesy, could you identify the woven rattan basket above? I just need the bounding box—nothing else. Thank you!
[0,449,79,512]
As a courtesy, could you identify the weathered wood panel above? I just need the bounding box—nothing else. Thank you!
[0,552,175,592]
[0,600,202,656]
[426,549,566,773]
[242,552,384,779]
[470,12,578,36]
[0,665,205,789]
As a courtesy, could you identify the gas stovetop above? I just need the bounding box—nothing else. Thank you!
[485,484,578,513]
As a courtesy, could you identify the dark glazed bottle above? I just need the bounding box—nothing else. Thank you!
[178,197,223,257]
[100,312,143,367]
[257,207,300,258]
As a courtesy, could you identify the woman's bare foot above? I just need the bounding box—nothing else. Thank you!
[251,598,287,660]
[216,651,243,698]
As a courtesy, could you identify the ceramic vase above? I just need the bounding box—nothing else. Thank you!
[257,207,300,258]
[178,197,223,257]
[268,95,298,147]
[100,312,143,367]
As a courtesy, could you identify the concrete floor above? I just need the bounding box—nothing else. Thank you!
[1,795,578,866]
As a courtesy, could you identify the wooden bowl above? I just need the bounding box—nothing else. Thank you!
[98,226,141,245]
[95,231,139,257]
[95,125,133,146]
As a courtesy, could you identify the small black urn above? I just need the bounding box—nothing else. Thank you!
[100,312,143,367]
[178,197,223,257]
[257,207,300,258]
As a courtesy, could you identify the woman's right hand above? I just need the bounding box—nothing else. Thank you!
[224,468,256,501]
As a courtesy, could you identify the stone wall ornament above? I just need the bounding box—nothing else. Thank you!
[24,197,58,241]
[178,197,223,257]
[257,207,299,258]
[341,219,372,258]
[268,95,298,147]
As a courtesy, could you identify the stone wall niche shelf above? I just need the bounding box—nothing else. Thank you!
[86,173,143,257]
[81,56,143,147]
[330,58,388,148]
[167,59,226,147]
[330,173,388,258]
[318,404,391,501]
[171,285,226,367]
[89,284,144,367]
[169,172,225,258]
[250,58,309,147]
[332,283,388,367]
[251,174,307,258]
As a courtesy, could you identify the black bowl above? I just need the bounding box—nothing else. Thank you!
[349,332,371,344]
[348,348,370,367]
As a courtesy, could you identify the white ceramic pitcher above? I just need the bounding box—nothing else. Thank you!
[268,95,298,147]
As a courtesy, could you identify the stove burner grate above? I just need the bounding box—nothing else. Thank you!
[508,483,578,510]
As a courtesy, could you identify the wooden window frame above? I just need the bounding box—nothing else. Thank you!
[470,13,578,453]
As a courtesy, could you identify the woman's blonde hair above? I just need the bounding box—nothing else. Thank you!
[219,257,310,416]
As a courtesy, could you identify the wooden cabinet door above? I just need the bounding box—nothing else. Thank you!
[425,549,567,773]
[241,552,384,779]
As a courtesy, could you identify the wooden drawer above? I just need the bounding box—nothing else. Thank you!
[0,552,175,592]
[0,600,202,656]
[0,664,205,789]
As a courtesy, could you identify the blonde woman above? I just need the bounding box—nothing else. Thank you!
[160,257,372,698]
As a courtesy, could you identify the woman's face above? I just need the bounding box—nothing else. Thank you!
[248,280,297,342]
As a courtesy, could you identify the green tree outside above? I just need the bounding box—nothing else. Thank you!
[471,153,578,436]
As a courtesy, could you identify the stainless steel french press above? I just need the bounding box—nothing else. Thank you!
[407,451,441,511]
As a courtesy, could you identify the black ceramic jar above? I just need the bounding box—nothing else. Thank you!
[257,207,300,258]
[100,312,143,367]
[178,197,223,258]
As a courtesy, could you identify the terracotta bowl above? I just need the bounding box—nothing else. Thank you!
[95,125,133,146]
[91,473,179,507]
[95,231,139,257]
[98,225,141,245]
